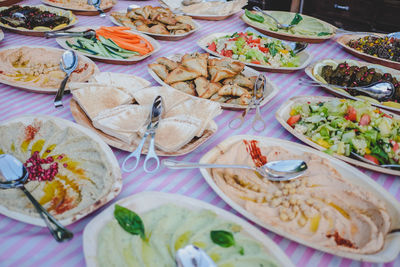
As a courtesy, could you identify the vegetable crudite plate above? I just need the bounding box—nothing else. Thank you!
[276,95,400,176]
[69,99,217,156]
[241,10,336,43]
[0,115,122,227]
[0,5,78,37]
[83,191,294,267]
[0,45,99,94]
[336,34,400,71]
[305,59,400,113]
[148,53,279,110]
[109,10,201,41]
[55,26,161,65]
[41,0,115,16]
[197,32,313,73]
[199,135,400,262]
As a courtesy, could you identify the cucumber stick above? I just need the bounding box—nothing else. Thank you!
[68,36,141,59]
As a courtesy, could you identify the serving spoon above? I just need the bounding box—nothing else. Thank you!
[0,154,73,242]
[299,79,395,102]
[88,0,106,17]
[176,244,216,267]
[252,6,294,30]
[54,50,78,108]
[45,29,96,39]
[163,159,308,181]
[350,152,400,170]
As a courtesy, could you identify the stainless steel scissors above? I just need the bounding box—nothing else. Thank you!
[122,96,163,173]
[229,74,266,132]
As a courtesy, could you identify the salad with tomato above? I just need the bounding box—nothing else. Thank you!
[287,99,400,165]
[207,31,300,67]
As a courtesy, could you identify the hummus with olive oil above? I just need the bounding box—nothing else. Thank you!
[0,47,96,89]
[97,204,279,267]
[210,139,391,254]
[0,119,115,220]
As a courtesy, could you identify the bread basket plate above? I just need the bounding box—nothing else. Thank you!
[0,5,77,37]
[55,26,161,65]
[275,95,400,176]
[305,58,400,113]
[109,10,200,41]
[83,191,294,267]
[199,135,400,262]
[241,10,336,43]
[197,32,313,73]
[336,34,400,71]
[148,53,279,110]
[0,45,98,94]
[0,115,122,227]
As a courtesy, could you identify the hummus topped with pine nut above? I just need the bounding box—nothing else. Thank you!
[0,46,96,90]
[210,139,391,254]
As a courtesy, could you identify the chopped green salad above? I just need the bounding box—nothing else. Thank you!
[287,99,400,165]
[207,31,300,67]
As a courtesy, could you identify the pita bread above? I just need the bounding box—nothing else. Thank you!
[181,53,208,77]
[72,85,132,120]
[155,115,202,152]
[165,66,201,84]
[165,98,221,136]
[89,72,151,96]
[93,105,149,144]
[132,86,190,112]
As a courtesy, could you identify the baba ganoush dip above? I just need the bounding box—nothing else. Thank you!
[97,204,279,267]
[0,46,96,89]
[209,139,391,254]
[0,118,116,220]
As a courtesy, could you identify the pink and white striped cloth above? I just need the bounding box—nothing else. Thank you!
[0,1,399,266]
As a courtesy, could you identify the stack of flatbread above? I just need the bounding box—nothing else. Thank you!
[68,72,221,152]
[149,52,260,105]
[160,0,247,16]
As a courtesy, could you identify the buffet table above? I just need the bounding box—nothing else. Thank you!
[0,0,399,266]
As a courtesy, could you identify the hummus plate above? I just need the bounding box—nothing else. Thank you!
[109,10,200,41]
[41,0,115,15]
[336,34,400,71]
[55,26,161,65]
[0,45,98,94]
[0,5,78,37]
[241,10,336,43]
[0,115,122,227]
[305,59,400,113]
[199,135,400,262]
[276,95,400,176]
[83,191,294,267]
[197,32,313,73]
[148,53,279,110]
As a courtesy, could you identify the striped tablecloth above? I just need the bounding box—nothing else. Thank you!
[0,1,399,266]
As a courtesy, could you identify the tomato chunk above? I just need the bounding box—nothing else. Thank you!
[390,140,399,152]
[287,115,301,127]
[208,42,216,52]
[224,50,233,57]
[359,114,371,126]
[364,154,380,165]
[344,106,357,122]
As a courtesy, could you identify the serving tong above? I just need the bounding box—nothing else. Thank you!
[122,96,163,173]
[87,0,106,17]
[45,29,96,39]
[252,6,295,30]
[229,74,266,132]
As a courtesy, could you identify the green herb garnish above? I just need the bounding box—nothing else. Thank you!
[114,204,145,240]
[210,230,235,248]
[317,32,331,36]
[267,43,278,57]
[238,246,245,255]
[290,13,303,26]
[245,9,264,23]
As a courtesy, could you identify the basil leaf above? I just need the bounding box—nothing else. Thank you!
[267,43,278,57]
[245,9,264,23]
[114,204,145,240]
[238,246,245,255]
[210,230,235,248]
[317,32,331,36]
[290,13,303,26]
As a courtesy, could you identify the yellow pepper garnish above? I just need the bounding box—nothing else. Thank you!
[316,139,331,148]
